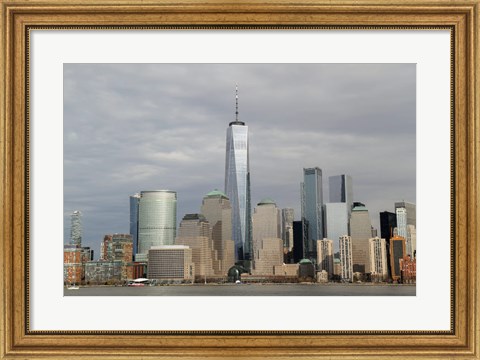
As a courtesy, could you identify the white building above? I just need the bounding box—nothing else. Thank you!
[339,235,353,282]
[368,237,388,282]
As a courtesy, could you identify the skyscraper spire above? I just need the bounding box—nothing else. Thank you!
[235,84,239,122]
[229,84,245,126]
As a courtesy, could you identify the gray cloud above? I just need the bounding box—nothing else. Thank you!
[63,63,416,255]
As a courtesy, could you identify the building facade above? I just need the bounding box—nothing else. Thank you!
[101,234,133,263]
[175,213,218,280]
[292,220,306,263]
[339,235,353,282]
[317,239,334,279]
[324,202,349,255]
[328,174,353,214]
[369,237,388,282]
[63,245,82,285]
[390,235,406,282]
[395,201,416,257]
[281,208,295,251]
[137,190,177,260]
[200,190,235,275]
[399,255,416,283]
[147,245,194,282]
[69,210,82,246]
[224,86,252,263]
[301,167,324,260]
[252,199,283,275]
[129,193,140,258]
[350,204,373,274]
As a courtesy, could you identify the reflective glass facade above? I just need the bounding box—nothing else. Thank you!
[301,167,323,259]
[324,202,349,253]
[225,122,252,261]
[129,193,140,258]
[328,175,353,215]
[137,190,177,256]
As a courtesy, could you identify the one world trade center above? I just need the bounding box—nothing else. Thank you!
[224,85,252,266]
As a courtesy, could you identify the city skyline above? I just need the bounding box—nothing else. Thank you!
[64,63,416,258]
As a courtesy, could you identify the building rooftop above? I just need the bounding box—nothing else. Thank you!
[352,205,368,212]
[205,189,229,199]
[182,213,207,222]
[257,198,276,206]
[299,258,313,265]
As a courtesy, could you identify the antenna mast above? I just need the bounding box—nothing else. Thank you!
[235,84,239,122]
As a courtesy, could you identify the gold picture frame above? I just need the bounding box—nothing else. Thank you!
[1,0,478,358]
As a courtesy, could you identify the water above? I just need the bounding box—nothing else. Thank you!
[64,283,415,296]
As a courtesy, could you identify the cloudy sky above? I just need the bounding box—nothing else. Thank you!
[64,63,416,257]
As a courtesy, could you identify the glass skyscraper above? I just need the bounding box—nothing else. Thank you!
[224,86,252,263]
[137,190,177,260]
[129,193,140,258]
[329,174,353,214]
[301,167,323,260]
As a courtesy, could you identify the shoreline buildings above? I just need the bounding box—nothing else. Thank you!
[224,85,252,266]
[64,86,415,287]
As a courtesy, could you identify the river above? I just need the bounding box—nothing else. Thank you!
[64,283,415,296]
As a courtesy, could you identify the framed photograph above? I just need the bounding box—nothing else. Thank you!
[1,0,478,358]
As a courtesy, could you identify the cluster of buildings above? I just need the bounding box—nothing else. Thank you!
[64,86,416,286]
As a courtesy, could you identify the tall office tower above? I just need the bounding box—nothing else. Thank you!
[379,211,397,279]
[201,190,235,275]
[317,239,334,279]
[350,204,372,274]
[369,237,388,282]
[339,235,353,282]
[324,202,349,254]
[395,201,416,257]
[292,220,306,263]
[281,208,295,250]
[129,193,140,258]
[224,85,252,264]
[395,207,414,257]
[395,201,416,226]
[329,175,353,214]
[137,190,177,261]
[301,167,324,260]
[407,225,417,258]
[380,211,397,241]
[175,214,218,279]
[389,235,406,282]
[69,210,82,247]
[252,199,283,275]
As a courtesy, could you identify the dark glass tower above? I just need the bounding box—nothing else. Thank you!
[129,193,140,259]
[380,211,397,279]
[301,167,323,260]
[224,85,252,264]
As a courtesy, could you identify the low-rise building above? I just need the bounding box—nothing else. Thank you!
[147,245,194,283]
